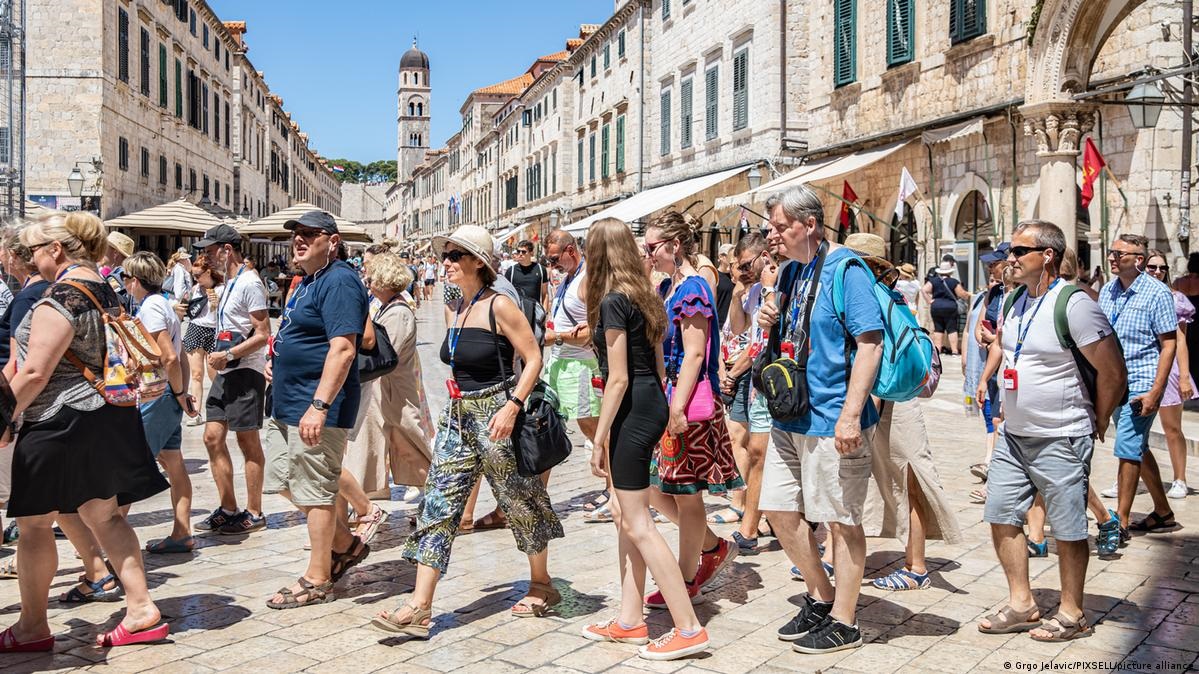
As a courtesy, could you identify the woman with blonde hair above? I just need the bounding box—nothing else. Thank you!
[2,212,169,650]
[581,219,710,660]
[641,211,742,607]
[181,256,224,426]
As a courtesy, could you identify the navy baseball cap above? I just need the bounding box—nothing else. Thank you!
[980,242,1011,264]
[193,224,242,250]
[283,210,338,234]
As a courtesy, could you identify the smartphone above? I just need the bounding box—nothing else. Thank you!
[1130,399,1144,417]
[183,394,197,416]
[981,319,995,333]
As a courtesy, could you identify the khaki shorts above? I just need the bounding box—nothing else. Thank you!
[263,418,348,506]
[759,428,874,526]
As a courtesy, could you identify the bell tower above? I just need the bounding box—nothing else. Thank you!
[397,38,431,181]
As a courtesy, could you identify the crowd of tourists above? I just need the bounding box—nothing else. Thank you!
[0,184,1187,660]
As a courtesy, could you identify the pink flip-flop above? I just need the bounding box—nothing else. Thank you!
[0,626,54,652]
[95,622,170,648]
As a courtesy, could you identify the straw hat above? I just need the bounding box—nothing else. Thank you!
[897,263,917,279]
[433,224,495,269]
[107,231,134,258]
[843,233,886,260]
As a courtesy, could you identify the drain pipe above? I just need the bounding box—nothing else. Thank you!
[638,2,646,193]
[779,0,787,156]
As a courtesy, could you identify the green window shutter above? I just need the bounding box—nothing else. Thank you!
[117,9,129,83]
[733,50,749,130]
[578,139,584,188]
[618,30,626,57]
[604,44,610,70]
[616,115,625,173]
[680,79,693,149]
[174,59,182,117]
[833,0,856,87]
[951,0,986,44]
[662,0,670,21]
[660,90,671,156]
[589,134,596,181]
[158,44,168,107]
[601,124,610,178]
[887,0,914,66]
[705,67,718,140]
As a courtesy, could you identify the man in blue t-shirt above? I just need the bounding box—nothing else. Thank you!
[264,210,370,610]
[756,186,884,655]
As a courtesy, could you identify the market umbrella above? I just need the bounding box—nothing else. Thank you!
[240,202,371,243]
[104,199,221,234]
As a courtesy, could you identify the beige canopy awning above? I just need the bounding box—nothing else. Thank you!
[240,203,372,243]
[921,118,985,145]
[714,156,844,209]
[104,199,221,234]
[564,164,751,234]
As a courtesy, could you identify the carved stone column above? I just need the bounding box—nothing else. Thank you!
[1021,103,1096,249]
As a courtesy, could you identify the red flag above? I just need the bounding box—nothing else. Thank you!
[839,181,859,229]
[1080,137,1106,208]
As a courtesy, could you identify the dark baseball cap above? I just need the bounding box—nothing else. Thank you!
[283,210,338,234]
[980,242,1011,264]
[193,223,243,250]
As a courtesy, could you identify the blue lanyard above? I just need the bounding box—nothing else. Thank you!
[785,244,826,339]
[1107,281,1134,327]
[55,264,81,282]
[216,264,248,334]
[553,260,585,317]
[448,288,488,370]
[1012,279,1060,365]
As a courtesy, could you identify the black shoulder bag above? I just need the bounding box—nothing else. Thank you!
[756,243,828,422]
[356,301,401,383]
[490,300,572,477]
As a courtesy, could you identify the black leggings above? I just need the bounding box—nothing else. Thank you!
[608,377,669,490]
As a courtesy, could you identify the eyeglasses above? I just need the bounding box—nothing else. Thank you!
[1146,264,1167,272]
[1107,250,1144,260]
[1009,245,1049,258]
[441,249,469,262]
[736,251,768,273]
[293,228,329,240]
[27,242,52,255]
[643,240,669,257]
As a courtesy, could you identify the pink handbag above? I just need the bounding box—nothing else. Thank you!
[669,332,716,422]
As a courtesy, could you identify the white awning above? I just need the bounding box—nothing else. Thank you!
[497,221,533,242]
[564,165,750,234]
[714,156,843,209]
[921,118,985,145]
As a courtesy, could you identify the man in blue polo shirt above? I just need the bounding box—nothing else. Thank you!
[1098,234,1178,539]
[757,185,883,656]
[264,210,370,610]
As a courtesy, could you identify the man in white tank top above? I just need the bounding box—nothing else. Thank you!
[543,230,601,443]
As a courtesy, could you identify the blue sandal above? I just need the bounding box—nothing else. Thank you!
[59,574,121,603]
[706,507,744,524]
[871,568,931,591]
[146,536,195,554]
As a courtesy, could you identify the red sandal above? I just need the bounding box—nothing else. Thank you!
[95,622,170,648]
[0,626,54,652]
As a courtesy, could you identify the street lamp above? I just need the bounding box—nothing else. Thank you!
[67,167,85,197]
[1125,80,1165,129]
[747,165,762,191]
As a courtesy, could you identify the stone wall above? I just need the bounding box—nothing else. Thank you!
[340,182,390,241]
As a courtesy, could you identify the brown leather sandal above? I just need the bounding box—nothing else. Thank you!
[978,604,1041,634]
[371,602,433,638]
[265,577,334,610]
[1030,613,1092,642]
[330,536,370,583]
[511,581,561,618]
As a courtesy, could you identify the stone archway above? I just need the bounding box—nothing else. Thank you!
[1020,0,1148,241]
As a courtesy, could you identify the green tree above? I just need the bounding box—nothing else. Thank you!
[364,160,398,183]
[325,158,396,184]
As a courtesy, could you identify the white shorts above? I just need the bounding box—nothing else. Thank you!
[759,428,874,526]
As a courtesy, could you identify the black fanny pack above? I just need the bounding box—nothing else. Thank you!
[215,329,249,368]
[753,243,827,422]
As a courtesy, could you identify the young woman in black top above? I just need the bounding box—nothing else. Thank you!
[580,219,710,661]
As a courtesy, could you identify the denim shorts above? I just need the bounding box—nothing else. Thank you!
[983,429,1093,542]
[1112,391,1155,462]
[140,394,183,457]
[727,375,772,433]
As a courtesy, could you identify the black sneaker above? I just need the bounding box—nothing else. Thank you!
[792,618,862,654]
[217,511,267,535]
[777,594,833,641]
[195,507,236,532]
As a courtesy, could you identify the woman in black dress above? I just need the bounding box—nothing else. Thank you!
[580,218,710,661]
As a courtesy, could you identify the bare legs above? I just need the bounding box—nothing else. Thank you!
[185,349,213,417]
[75,497,161,633]
[157,450,193,540]
[1159,404,1189,483]
[905,469,928,575]
[9,514,56,642]
[269,498,355,602]
[649,489,721,582]
[735,431,768,541]
[202,424,265,517]
[981,523,1088,635]
[339,468,372,520]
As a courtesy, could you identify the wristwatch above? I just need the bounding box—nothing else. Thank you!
[761,285,777,295]
[311,398,330,411]
[554,335,564,347]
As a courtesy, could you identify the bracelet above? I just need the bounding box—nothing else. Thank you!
[170,388,184,396]
[508,395,525,409]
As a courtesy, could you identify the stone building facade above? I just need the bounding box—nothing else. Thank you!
[340,182,389,242]
[24,0,339,227]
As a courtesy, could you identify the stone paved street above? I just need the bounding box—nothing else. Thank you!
[1,298,1198,673]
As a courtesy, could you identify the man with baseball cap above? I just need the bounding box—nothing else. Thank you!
[104,231,136,313]
[194,223,272,535]
[166,246,194,301]
[265,210,370,609]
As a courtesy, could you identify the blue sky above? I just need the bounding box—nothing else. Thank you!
[208,1,609,163]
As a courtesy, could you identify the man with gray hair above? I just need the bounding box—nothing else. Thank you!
[976,220,1125,641]
[757,185,884,655]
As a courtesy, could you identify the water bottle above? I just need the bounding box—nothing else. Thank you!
[964,393,978,417]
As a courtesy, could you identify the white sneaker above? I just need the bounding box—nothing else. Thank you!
[584,439,594,451]
[1100,481,1147,498]
[1167,480,1188,500]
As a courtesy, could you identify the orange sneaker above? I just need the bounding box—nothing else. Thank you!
[644,580,703,609]
[581,618,650,645]
[638,627,710,661]
[694,537,738,588]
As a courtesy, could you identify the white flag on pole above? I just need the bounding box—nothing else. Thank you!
[895,167,918,219]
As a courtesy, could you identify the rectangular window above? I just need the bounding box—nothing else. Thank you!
[158,155,167,185]
[117,9,129,83]
[175,162,182,189]
[590,55,596,79]
[660,90,671,155]
[214,40,220,61]
[0,39,10,73]
[705,66,719,140]
[139,28,150,96]
[887,0,915,66]
[733,49,749,129]
[618,30,626,57]
[189,8,196,36]
[577,138,584,188]
[118,137,129,171]
[224,102,230,148]
[601,124,610,179]
[662,0,671,21]
[202,24,208,48]
[174,59,182,117]
[213,92,220,142]
[201,80,209,133]
[589,134,596,182]
[140,146,149,177]
[834,0,856,86]
[616,115,625,173]
[603,43,610,70]
[202,174,209,198]
[0,128,9,164]
[680,78,693,149]
[158,44,168,106]
[950,0,987,44]
[552,152,557,193]
[552,88,557,110]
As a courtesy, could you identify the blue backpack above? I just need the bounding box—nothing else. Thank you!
[830,257,935,402]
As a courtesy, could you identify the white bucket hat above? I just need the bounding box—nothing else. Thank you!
[433,225,495,270]
[935,261,955,275]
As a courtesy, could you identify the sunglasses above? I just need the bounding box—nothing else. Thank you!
[643,240,669,257]
[441,249,469,262]
[27,241,52,254]
[1009,245,1049,258]
[737,251,767,273]
[1145,264,1167,272]
[516,249,532,255]
[1108,250,1144,260]
[293,228,329,240]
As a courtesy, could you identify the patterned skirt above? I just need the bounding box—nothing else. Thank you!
[653,402,745,495]
[182,324,216,352]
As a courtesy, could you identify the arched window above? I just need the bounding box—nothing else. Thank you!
[402,72,407,85]
[953,190,992,242]
[413,72,419,86]
[408,102,415,116]
[417,102,423,116]
[889,202,917,266]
